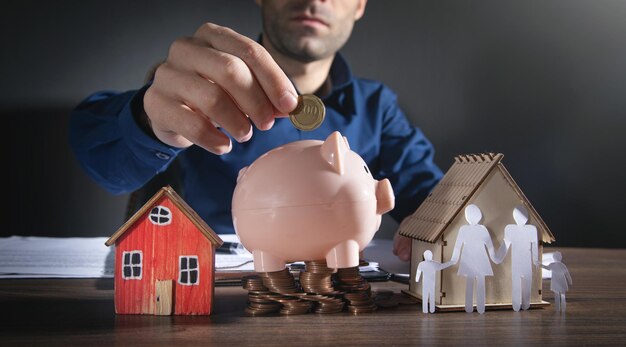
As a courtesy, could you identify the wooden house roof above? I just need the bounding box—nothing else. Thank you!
[398,153,555,244]
[105,186,223,247]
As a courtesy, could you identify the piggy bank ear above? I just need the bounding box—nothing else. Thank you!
[237,166,248,183]
[321,131,348,175]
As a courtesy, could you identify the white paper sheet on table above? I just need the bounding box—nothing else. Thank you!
[0,236,114,278]
[214,234,254,271]
[0,235,255,278]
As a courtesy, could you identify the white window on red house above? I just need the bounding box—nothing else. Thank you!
[179,256,199,285]
[122,251,142,279]
[149,206,172,226]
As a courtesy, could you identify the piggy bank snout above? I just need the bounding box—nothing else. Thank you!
[375,178,394,214]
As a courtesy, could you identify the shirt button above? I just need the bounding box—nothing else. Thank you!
[155,151,170,160]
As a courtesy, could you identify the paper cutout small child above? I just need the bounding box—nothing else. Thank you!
[495,205,540,311]
[541,251,572,311]
[415,250,449,313]
[444,204,501,314]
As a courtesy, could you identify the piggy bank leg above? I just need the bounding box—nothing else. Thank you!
[252,250,286,273]
[326,240,360,269]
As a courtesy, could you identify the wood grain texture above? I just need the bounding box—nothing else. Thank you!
[1,247,625,346]
[155,280,172,315]
[114,195,215,315]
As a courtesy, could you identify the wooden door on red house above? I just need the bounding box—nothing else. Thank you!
[155,280,173,315]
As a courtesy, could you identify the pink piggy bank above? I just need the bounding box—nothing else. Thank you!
[232,131,395,272]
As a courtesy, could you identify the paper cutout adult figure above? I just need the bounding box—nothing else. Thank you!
[541,251,572,311]
[415,250,449,313]
[495,205,540,311]
[444,204,500,314]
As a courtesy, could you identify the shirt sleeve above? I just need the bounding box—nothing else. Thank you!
[376,87,443,223]
[69,85,185,195]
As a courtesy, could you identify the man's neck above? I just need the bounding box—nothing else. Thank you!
[262,35,334,95]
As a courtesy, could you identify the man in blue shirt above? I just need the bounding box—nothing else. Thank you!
[70,0,442,262]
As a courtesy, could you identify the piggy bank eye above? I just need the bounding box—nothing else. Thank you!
[363,165,370,174]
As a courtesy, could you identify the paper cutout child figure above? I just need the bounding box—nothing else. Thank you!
[541,251,572,311]
[495,205,540,311]
[445,204,500,314]
[415,250,449,313]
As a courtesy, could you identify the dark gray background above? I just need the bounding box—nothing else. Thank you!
[2,1,624,247]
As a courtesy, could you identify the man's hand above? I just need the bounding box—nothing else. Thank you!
[393,231,411,262]
[143,23,299,154]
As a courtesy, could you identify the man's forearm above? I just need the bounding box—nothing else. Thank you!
[69,87,183,194]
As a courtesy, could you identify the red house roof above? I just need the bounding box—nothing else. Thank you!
[105,186,223,247]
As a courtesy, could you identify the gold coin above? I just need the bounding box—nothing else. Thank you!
[289,94,325,131]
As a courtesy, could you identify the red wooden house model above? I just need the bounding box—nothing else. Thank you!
[105,186,223,315]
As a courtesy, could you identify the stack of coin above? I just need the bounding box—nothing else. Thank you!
[289,94,326,131]
[299,260,336,294]
[288,292,345,314]
[242,275,282,316]
[242,273,309,316]
[245,292,282,316]
[335,266,378,314]
[259,268,317,315]
[242,263,383,316]
[294,260,344,313]
[344,292,377,313]
[335,266,372,292]
[242,275,268,292]
[258,268,300,294]
[304,260,335,274]
[269,296,313,315]
[308,294,345,314]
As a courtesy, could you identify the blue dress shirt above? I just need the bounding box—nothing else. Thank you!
[70,53,443,234]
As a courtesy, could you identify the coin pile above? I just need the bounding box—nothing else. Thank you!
[258,268,300,294]
[271,295,313,315]
[289,94,326,131]
[242,262,380,316]
[335,266,378,314]
[242,275,281,316]
[300,260,335,294]
[242,272,311,315]
[298,260,344,313]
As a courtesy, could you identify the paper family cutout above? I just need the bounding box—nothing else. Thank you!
[497,206,539,311]
[414,250,448,313]
[542,251,572,311]
[415,204,571,314]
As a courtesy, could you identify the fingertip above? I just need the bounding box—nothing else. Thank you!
[236,125,253,143]
[258,118,275,131]
[209,140,233,155]
[221,141,233,154]
[278,91,298,114]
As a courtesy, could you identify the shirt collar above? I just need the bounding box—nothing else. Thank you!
[324,53,356,117]
[327,52,353,92]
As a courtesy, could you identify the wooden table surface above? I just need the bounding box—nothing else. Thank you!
[1,247,625,346]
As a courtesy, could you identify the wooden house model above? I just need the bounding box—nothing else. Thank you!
[399,153,555,311]
[105,186,223,315]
